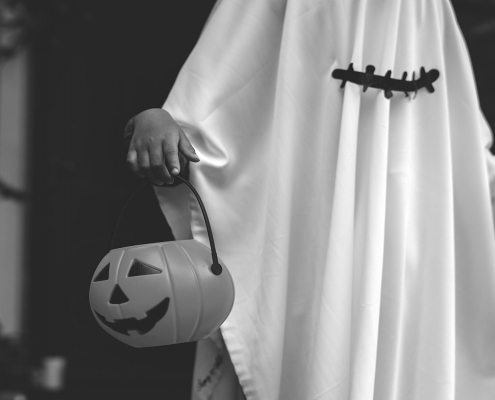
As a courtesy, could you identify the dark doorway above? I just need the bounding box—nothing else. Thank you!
[25,1,216,399]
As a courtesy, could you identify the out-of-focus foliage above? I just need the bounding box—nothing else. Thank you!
[0,0,99,58]
[0,0,32,58]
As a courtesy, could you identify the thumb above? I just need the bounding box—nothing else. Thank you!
[178,130,200,162]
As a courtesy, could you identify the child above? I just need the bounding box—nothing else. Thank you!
[126,1,495,399]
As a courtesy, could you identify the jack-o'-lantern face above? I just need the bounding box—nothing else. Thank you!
[92,259,169,336]
[89,244,179,348]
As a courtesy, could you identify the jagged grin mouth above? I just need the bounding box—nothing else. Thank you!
[94,297,170,336]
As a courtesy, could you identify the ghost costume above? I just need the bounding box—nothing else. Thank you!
[154,0,495,399]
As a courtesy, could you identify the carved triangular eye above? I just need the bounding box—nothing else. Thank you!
[93,264,110,282]
[128,260,161,277]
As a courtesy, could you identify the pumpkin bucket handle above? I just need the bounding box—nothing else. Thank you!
[110,176,223,275]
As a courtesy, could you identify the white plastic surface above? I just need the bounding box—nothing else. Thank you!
[89,240,234,347]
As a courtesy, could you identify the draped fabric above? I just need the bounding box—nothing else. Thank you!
[155,0,495,398]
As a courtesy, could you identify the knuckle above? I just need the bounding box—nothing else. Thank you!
[150,161,164,169]
[126,157,138,168]
[163,148,178,157]
[146,135,160,144]
[132,138,144,148]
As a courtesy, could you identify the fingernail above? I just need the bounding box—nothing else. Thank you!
[171,168,179,175]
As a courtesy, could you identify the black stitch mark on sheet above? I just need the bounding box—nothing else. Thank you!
[332,63,440,99]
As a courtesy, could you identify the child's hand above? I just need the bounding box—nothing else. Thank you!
[125,109,200,185]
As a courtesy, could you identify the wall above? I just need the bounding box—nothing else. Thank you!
[0,49,29,336]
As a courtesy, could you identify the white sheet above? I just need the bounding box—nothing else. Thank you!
[155,0,495,398]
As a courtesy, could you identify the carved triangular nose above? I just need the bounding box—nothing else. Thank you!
[109,284,129,304]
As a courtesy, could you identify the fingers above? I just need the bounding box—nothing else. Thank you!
[136,151,160,185]
[126,149,145,178]
[125,109,200,184]
[149,146,173,184]
[123,118,134,145]
[178,130,200,163]
[162,140,181,178]
[127,147,172,185]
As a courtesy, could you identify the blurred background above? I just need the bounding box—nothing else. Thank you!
[0,0,493,399]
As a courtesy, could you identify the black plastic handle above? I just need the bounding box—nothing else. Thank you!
[110,176,222,275]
